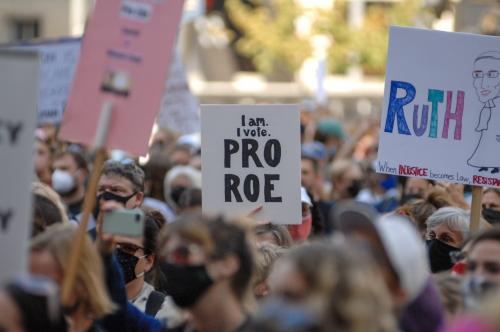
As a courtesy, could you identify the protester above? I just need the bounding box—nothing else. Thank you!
[156,214,254,332]
[403,178,435,201]
[29,224,117,331]
[481,188,500,225]
[163,165,202,215]
[32,181,69,229]
[288,187,314,242]
[0,276,67,332]
[52,150,89,219]
[267,239,397,332]
[253,243,287,299]
[396,189,452,237]
[329,158,364,201]
[338,212,444,332]
[92,159,145,236]
[462,227,500,310]
[142,153,175,222]
[426,207,470,273]
[254,223,293,248]
[114,216,184,326]
[34,135,53,186]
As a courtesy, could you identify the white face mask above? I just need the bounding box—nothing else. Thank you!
[51,169,76,195]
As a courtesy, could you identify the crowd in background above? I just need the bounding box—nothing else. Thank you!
[2,111,500,332]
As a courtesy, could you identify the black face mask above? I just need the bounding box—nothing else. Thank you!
[426,239,458,273]
[346,180,362,198]
[115,249,144,284]
[160,261,213,308]
[93,191,136,219]
[482,208,500,225]
[170,186,187,206]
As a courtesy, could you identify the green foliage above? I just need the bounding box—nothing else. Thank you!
[225,0,422,76]
[225,0,311,77]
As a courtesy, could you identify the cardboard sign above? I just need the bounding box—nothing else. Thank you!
[0,51,39,282]
[157,52,200,134]
[60,0,185,156]
[6,38,81,125]
[377,27,500,188]
[202,105,301,224]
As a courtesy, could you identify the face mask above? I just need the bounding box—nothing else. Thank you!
[115,249,145,284]
[288,215,312,242]
[52,169,77,196]
[426,239,458,273]
[463,275,497,309]
[160,261,213,308]
[482,208,500,225]
[93,191,137,219]
[346,180,362,198]
[170,186,187,206]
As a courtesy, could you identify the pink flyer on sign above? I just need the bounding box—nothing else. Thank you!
[60,0,185,156]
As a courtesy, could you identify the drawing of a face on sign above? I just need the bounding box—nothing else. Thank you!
[473,53,500,103]
[467,51,500,174]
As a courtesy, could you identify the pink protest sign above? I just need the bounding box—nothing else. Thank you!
[60,0,185,156]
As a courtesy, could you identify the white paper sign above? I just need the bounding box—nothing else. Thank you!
[377,27,500,188]
[202,105,301,224]
[157,52,200,134]
[8,38,81,125]
[0,50,39,282]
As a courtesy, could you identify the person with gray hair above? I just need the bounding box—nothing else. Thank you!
[163,165,202,215]
[426,207,470,273]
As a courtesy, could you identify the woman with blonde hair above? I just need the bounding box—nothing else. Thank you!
[268,239,397,332]
[29,224,116,332]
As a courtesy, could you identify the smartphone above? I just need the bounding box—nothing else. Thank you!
[103,208,145,237]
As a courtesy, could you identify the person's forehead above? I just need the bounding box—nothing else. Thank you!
[474,58,500,70]
[431,221,455,234]
[483,191,500,204]
[469,240,500,260]
[54,154,77,168]
[115,235,144,247]
[99,174,134,190]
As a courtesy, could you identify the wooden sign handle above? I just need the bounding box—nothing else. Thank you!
[61,101,113,305]
[469,186,483,233]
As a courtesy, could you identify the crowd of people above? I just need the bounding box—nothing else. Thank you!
[2,114,500,332]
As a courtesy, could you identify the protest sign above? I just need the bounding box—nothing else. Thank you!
[6,38,80,125]
[201,105,301,224]
[377,27,500,189]
[0,50,39,282]
[59,0,185,156]
[157,52,200,134]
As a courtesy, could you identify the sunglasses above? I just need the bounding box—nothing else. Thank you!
[164,243,204,265]
[116,242,146,256]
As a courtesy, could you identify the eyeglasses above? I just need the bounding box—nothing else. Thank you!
[116,242,146,256]
[473,70,500,79]
[164,243,204,265]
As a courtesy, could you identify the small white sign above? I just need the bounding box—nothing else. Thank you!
[377,27,500,188]
[202,104,301,224]
[0,50,39,282]
[8,38,81,125]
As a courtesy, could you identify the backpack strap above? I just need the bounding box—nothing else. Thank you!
[145,290,166,317]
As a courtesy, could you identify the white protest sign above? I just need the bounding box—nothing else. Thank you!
[377,27,500,188]
[7,38,80,125]
[202,105,301,224]
[157,52,200,134]
[0,50,39,282]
